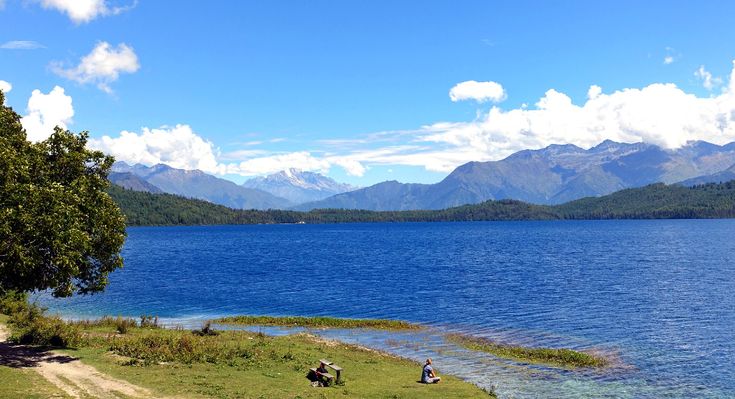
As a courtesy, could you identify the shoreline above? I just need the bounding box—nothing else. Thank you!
[1,310,497,398]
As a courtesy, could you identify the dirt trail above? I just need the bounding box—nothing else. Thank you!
[0,323,155,399]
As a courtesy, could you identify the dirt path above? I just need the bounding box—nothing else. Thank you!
[0,323,155,399]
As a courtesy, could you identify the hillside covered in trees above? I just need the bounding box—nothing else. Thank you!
[108,181,735,226]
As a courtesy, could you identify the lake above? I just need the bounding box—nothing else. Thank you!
[42,220,735,398]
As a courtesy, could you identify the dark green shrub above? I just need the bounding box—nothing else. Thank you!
[2,292,81,348]
[12,314,82,348]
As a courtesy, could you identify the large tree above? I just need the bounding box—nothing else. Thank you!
[0,91,126,297]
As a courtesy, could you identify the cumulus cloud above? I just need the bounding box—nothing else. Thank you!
[35,0,134,24]
[587,84,602,100]
[449,80,506,103]
[0,80,11,93]
[415,60,735,170]
[76,60,735,180]
[20,86,75,142]
[91,125,370,177]
[1,40,45,50]
[51,42,139,93]
[695,65,723,91]
[89,125,222,173]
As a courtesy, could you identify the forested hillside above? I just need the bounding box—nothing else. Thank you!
[108,181,735,226]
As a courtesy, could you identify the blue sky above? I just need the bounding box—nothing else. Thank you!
[2,1,735,186]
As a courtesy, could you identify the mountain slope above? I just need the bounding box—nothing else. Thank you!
[111,162,291,210]
[292,180,431,211]
[298,140,735,210]
[109,172,163,193]
[680,163,735,186]
[243,168,356,204]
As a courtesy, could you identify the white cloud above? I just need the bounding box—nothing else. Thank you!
[330,158,367,176]
[90,124,370,177]
[695,65,722,91]
[80,60,735,180]
[449,80,506,103]
[20,86,75,142]
[51,42,139,93]
[415,60,735,171]
[89,125,222,174]
[223,152,367,177]
[0,80,11,93]
[225,152,332,176]
[1,40,45,50]
[36,0,134,24]
[587,85,602,100]
[663,47,679,65]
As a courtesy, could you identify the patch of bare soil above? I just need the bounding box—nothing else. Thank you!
[0,324,155,398]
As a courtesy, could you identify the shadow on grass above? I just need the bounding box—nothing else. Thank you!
[0,341,77,368]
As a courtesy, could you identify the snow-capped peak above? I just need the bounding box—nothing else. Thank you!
[242,169,357,205]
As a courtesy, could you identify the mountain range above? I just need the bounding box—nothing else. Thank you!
[110,140,735,212]
[110,162,291,210]
[295,140,735,210]
[110,162,356,210]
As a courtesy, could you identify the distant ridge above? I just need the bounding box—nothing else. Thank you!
[111,162,291,210]
[680,163,735,186]
[296,140,735,211]
[109,172,163,193]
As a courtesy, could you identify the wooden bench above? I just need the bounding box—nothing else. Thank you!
[319,359,343,383]
[309,367,335,384]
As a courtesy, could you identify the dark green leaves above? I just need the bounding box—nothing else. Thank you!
[0,92,126,297]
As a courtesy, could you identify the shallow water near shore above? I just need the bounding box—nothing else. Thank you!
[41,220,735,398]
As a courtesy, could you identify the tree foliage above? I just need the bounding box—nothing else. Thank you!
[0,91,126,297]
[108,179,735,226]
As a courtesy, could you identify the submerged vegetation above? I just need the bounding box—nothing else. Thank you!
[214,315,422,330]
[446,333,608,368]
[109,180,735,226]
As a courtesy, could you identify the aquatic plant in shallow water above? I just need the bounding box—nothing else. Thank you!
[213,315,422,330]
[446,333,608,368]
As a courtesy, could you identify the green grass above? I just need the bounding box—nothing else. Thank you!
[0,313,71,399]
[2,305,492,399]
[62,323,493,398]
[214,315,423,330]
[446,333,608,368]
[0,366,71,399]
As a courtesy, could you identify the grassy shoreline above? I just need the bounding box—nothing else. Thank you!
[0,301,495,398]
[446,333,609,368]
[213,315,423,330]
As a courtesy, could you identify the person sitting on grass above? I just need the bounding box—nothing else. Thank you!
[308,362,331,386]
[421,358,441,384]
[316,361,329,378]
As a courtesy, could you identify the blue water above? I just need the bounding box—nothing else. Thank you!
[42,221,735,398]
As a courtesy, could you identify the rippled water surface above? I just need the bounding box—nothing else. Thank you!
[43,221,735,398]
